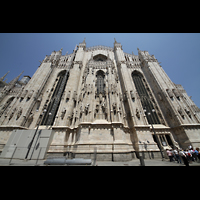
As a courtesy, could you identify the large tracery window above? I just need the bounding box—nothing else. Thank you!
[96,70,105,95]
[132,71,160,124]
[41,70,69,126]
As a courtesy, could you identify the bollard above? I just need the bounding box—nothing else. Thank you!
[139,155,145,166]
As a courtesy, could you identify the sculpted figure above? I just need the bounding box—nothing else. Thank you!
[9,108,17,120]
[136,108,140,119]
[85,103,90,115]
[112,103,117,115]
[61,108,66,119]
[16,107,23,120]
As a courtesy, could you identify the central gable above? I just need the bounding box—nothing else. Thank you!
[93,54,107,61]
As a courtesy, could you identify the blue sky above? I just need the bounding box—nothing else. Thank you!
[0,33,200,107]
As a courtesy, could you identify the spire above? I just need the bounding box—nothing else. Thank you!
[8,71,24,86]
[0,71,9,82]
[114,38,122,50]
[137,47,142,55]
[78,38,86,50]
[74,44,78,51]
[59,48,63,53]
[114,38,120,44]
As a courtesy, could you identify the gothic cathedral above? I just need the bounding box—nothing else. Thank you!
[0,39,200,161]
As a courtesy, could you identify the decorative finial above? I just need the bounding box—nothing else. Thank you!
[137,47,139,51]
[114,38,116,43]
[74,44,78,51]
[0,71,10,82]
[83,38,86,43]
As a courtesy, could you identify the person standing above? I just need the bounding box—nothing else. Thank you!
[195,148,200,161]
[179,149,189,166]
[173,148,182,164]
[166,149,174,162]
[189,147,196,162]
[185,149,192,163]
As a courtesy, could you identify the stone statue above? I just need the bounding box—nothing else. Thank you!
[16,107,23,120]
[178,107,184,118]
[61,108,66,120]
[85,103,90,115]
[112,102,117,113]
[101,102,106,113]
[9,108,17,121]
[130,90,135,101]
[136,108,140,119]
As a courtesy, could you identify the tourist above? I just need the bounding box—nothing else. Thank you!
[189,147,196,162]
[173,148,182,164]
[166,149,174,162]
[195,148,200,161]
[179,149,189,166]
[193,148,198,161]
[185,149,192,163]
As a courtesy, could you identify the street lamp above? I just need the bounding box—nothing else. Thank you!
[144,108,164,160]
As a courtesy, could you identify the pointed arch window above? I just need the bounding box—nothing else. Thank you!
[131,71,160,124]
[41,70,69,125]
[96,70,105,95]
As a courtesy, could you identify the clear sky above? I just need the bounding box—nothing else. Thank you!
[0,33,200,107]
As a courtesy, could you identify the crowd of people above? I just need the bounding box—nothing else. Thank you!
[166,146,200,166]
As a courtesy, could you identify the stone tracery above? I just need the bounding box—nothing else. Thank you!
[0,40,199,162]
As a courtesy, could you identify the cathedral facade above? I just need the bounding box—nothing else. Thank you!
[0,39,200,161]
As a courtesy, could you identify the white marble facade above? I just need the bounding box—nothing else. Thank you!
[0,39,199,161]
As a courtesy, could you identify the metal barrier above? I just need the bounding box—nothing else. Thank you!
[8,147,45,166]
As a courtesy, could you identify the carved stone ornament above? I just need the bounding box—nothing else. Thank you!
[178,107,184,118]
[112,102,117,111]
[61,108,66,119]
[72,91,77,101]
[130,90,135,100]
[16,107,23,120]
[136,108,140,119]
[85,103,90,115]
[166,89,173,98]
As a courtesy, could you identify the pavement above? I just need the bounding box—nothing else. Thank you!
[96,159,200,166]
[1,157,200,166]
